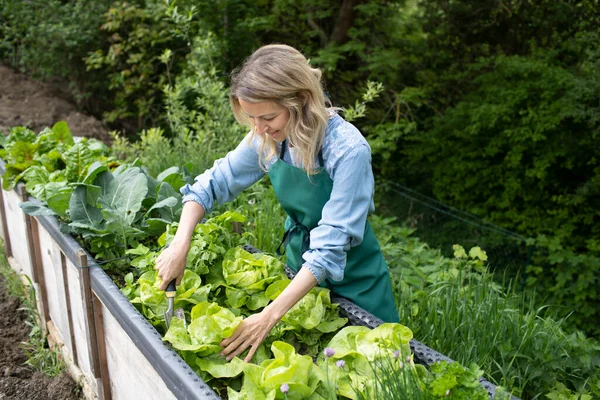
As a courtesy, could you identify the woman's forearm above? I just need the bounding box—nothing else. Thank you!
[171,201,206,248]
[263,266,318,321]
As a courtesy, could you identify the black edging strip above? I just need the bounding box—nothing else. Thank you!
[32,206,221,400]
[243,245,519,400]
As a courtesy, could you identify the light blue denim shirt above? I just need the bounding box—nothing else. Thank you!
[180,113,376,283]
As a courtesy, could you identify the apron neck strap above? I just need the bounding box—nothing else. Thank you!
[279,140,325,168]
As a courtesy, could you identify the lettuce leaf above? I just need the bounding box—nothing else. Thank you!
[228,341,328,400]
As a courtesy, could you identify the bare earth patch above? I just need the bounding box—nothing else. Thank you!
[0,64,111,144]
[0,272,84,400]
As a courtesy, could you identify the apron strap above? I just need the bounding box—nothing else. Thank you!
[279,140,287,159]
[276,219,310,257]
[279,140,324,168]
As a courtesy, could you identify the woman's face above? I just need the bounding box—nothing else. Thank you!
[238,99,290,142]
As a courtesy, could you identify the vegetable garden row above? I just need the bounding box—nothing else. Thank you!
[0,122,514,399]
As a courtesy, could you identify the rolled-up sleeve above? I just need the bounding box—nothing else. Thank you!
[302,144,374,283]
[180,133,265,213]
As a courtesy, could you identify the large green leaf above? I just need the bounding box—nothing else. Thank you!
[99,166,148,222]
[46,188,73,217]
[93,170,113,195]
[83,161,108,185]
[69,185,103,231]
[19,201,56,216]
[64,142,97,182]
[157,166,186,192]
[51,121,75,145]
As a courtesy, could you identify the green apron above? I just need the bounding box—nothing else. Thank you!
[269,140,399,322]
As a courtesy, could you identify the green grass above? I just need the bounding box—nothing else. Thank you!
[371,216,600,399]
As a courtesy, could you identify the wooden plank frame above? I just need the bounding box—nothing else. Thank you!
[92,293,112,400]
[78,250,102,379]
[29,215,50,333]
[0,186,12,257]
[60,251,79,369]
[20,186,39,283]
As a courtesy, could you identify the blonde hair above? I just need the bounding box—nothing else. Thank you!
[230,44,329,175]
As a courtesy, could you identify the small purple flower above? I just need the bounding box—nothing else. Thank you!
[336,360,346,368]
[280,383,289,394]
[324,347,335,358]
[406,355,411,363]
[393,350,400,359]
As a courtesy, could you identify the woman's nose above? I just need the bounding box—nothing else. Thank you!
[255,119,268,134]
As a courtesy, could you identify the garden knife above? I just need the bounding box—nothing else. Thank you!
[164,279,177,329]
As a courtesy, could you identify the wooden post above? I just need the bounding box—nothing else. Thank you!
[232,221,243,234]
[0,187,12,257]
[78,250,102,379]
[60,252,78,368]
[19,186,39,283]
[92,293,112,400]
[30,216,50,333]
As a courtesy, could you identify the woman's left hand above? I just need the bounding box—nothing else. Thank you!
[220,310,279,363]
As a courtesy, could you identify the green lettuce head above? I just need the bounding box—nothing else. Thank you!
[228,341,329,400]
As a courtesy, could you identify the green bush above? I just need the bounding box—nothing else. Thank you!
[111,32,246,176]
[411,51,600,252]
[527,235,600,337]
[0,0,112,107]
[85,0,190,131]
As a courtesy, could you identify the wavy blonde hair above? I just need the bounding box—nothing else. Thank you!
[230,44,329,175]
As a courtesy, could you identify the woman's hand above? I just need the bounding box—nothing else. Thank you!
[220,309,279,363]
[155,241,190,290]
[220,266,319,363]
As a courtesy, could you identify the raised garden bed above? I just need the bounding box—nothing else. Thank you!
[0,158,515,400]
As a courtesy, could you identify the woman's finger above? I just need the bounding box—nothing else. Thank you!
[244,343,260,363]
[220,328,241,348]
[227,338,253,361]
[221,330,247,358]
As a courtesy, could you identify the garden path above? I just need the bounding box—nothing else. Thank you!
[0,272,83,399]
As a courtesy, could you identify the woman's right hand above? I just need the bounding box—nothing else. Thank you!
[155,240,190,291]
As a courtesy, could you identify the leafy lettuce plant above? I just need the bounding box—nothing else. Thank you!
[265,280,348,354]
[125,269,209,330]
[161,211,252,276]
[317,323,414,399]
[228,341,330,400]
[163,301,247,383]
[210,247,287,311]
[424,361,490,400]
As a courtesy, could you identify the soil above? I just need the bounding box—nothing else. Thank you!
[0,64,111,144]
[0,273,84,400]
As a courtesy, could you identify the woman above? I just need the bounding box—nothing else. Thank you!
[155,44,399,364]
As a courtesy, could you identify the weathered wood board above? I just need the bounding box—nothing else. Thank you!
[2,188,33,277]
[99,299,178,400]
[37,223,74,357]
[65,257,96,390]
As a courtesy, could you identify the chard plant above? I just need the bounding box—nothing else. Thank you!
[0,123,189,271]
